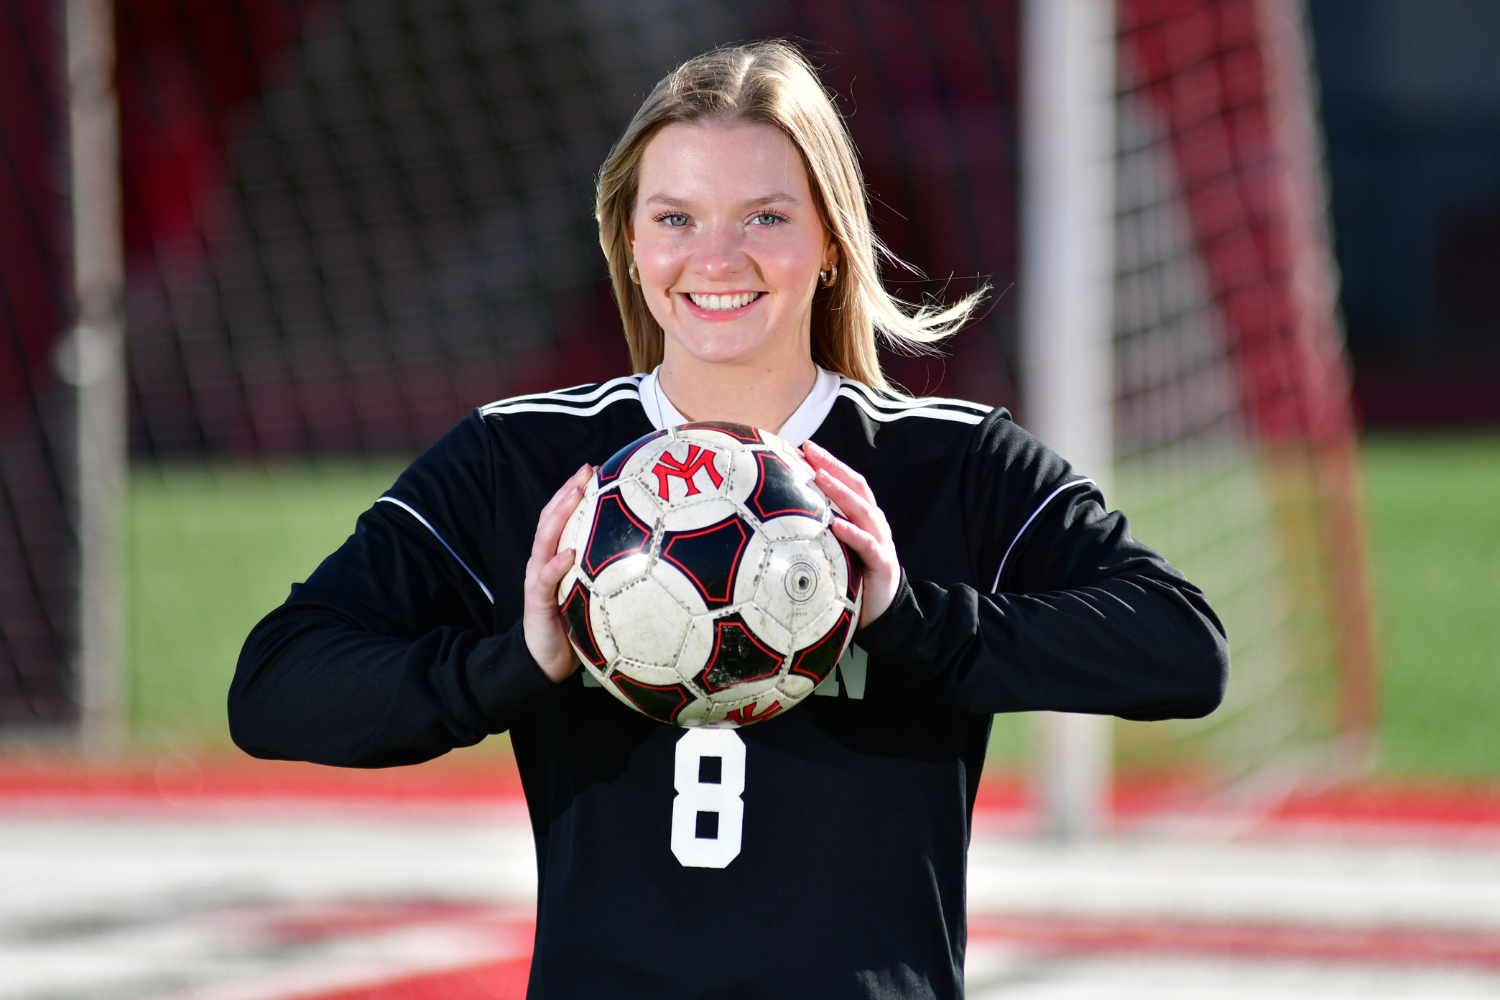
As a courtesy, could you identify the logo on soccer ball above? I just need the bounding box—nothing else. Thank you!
[555,422,862,728]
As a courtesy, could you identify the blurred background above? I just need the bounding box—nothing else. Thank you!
[3,0,1493,778]
[2,0,1500,996]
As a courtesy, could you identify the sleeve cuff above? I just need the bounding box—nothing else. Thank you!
[853,570,924,661]
[465,624,557,731]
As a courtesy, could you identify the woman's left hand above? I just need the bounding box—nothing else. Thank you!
[802,440,900,628]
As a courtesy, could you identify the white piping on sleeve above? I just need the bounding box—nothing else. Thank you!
[376,496,495,604]
[990,478,1097,593]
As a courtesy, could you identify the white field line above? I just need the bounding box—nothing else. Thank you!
[963,946,1500,1000]
[966,835,1500,931]
[7,815,1500,999]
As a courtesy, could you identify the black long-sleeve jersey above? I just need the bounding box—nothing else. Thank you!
[230,369,1228,1000]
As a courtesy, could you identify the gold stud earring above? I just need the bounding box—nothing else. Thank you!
[819,263,838,288]
[628,260,640,284]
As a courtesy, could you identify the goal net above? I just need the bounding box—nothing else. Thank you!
[0,0,1370,788]
[1109,0,1373,784]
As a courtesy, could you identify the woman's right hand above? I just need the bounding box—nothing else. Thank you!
[523,463,594,682]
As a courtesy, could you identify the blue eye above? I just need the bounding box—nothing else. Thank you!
[751,212,786,226]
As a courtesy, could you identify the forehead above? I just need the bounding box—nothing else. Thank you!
[637,121,811,203]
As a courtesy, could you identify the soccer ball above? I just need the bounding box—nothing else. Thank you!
[556,422,862,727]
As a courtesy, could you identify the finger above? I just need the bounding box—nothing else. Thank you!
[829,516,881,563]
[531,548,576,603]
[532,481,584,563]
[815,467,877,530]
[803,441,875,503]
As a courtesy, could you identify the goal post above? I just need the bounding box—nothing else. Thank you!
[63,0,127,753]
[1020,0,1375,835]
[1020,0,1118,840]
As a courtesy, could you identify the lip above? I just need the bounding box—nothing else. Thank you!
[678,291,765,322]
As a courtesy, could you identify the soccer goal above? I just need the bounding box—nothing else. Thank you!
[1,0,1370,817]
[1024,0,1375,836]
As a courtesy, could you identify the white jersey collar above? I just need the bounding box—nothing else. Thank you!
[637,365,842,447]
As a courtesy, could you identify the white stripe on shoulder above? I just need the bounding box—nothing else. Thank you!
[479,375,643,417]
[376,496,495,604]
[842,380,992,415]
[990,478,1098,592]
[837,384,988,425]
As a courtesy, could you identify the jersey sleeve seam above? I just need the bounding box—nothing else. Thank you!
[376,496,495,604]
[990,477,1097,593]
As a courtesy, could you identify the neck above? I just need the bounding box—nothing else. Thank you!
[656,347,818,433]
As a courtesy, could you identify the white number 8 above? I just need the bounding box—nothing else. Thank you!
[671,728,746,868]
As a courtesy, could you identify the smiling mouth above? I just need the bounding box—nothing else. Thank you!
[685,291,763,311]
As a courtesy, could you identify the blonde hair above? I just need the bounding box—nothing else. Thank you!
[594,41,986,389]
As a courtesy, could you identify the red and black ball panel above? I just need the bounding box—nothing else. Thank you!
[749,451,827,522]
[598,429,667,485]
[560,580,606,668]
[788,608,854,685]
[836,535,863,601]
[581,488,652,578]
[659,515,751,608]
[609,674,694,724]
[696,613,785,692]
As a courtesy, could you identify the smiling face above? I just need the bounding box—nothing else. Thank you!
[629,120,837,372]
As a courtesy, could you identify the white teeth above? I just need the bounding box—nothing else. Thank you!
[688,292,760,311]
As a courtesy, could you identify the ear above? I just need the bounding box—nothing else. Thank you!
[825,234,841,268]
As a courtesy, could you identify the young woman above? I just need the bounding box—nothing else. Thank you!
[230,41,1227,999]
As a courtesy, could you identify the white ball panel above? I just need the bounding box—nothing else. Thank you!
[754,539,834,636]
[818,530,855,605]
[778,674,815,701]
[615,476,665,524]
[674,696,715,728]
[608,658,684,687]
[734,602,794,656]
[588,593,619,666]
[717,446,761,506]
[791,598,851,654]
[650,558,713,617]
[756,512,829,541]
[674,615,716,684]
[590,550,654,598]
[728,529,769,608]
[655,496,743,533]
[599,576,693,668]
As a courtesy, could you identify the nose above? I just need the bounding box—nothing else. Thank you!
[692,224,749,282]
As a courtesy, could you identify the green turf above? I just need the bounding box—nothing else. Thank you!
[1362,433,1500,779]
[125,435,1500,778]
[128,460,408,747]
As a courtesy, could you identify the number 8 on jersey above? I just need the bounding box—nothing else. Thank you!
[671,729,746,868]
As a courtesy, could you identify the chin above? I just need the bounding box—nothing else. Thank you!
[672,329,775,367]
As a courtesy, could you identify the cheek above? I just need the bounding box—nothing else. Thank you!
[634,236,686,284]
[762,242,822,292]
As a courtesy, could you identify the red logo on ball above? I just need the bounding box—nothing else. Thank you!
[723,701,782,726]
[652,445,723,500]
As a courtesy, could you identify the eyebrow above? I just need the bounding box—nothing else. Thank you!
[640,191,802,209]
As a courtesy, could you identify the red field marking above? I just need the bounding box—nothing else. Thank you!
[5,755,1500,836]
[0,753,525,807]
[284,957,532,1000]
[969,914,1500,969]
[1271,782,1500,828]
